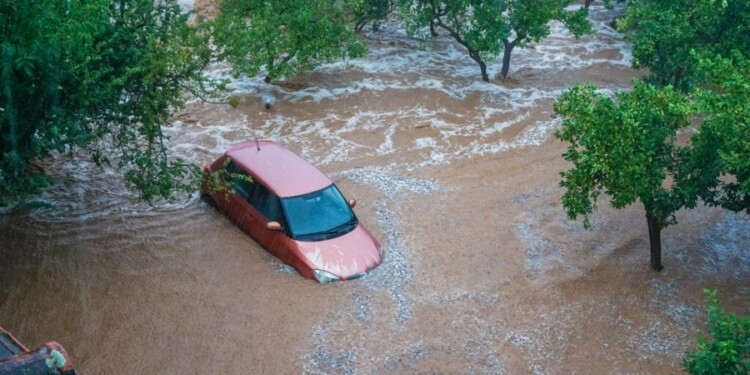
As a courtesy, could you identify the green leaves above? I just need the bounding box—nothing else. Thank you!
[211,0,366,83]
[683,290,750,375]
[622,0,750,92]
[555,51,750,269]
[0,0,218,206]
[398,0,591,81]
[554,81,691,229]
[687,52,750,213]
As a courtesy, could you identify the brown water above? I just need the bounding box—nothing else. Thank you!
[2,4,749,374]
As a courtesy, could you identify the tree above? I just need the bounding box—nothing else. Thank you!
[686,52,750,214]
[554,52,750,271]
[211,0,367,83]
[554,0,750,272]
[683,289,750,375]
[0,0,217,206]
[620,0,750,92]
[553,81,692,271]
[343,0,394,33]
[399,0,591,81]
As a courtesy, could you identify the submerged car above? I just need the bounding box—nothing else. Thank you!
[201,141,382,283]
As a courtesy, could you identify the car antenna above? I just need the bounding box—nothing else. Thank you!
[250,118,261,151]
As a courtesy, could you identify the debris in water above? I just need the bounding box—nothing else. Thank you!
[262,91,276,110]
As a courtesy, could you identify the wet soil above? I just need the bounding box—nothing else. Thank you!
[1,3,749,374]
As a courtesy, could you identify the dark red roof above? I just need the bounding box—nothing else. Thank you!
[226,141,332,198]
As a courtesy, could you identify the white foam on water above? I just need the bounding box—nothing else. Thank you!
[479,113,529,137]
[414,137,436,149]
[202,3,631,106]
[24,4,635,224]
[460,117,561,159]
[377,123,398,155]
[177,0,194,12]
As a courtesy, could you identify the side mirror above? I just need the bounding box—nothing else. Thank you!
[266,221,282,231]
[348,198,357,208]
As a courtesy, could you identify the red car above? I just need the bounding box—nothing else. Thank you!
[201,141,382,283]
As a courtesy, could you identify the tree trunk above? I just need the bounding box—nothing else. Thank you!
[500,39,515,79]
[434,19,487,81]
[646,212,664,271]
[479,61,488,82]
[429,20,437,37]
[355,17,367,33]
[585,0,594,9]
[469,52,489,82]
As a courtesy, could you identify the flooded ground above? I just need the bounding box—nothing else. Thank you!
[1,3,749,374]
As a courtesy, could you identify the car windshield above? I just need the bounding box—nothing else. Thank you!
[281,184,357,241]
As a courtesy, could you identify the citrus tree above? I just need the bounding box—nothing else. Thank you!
[554,0,750,271]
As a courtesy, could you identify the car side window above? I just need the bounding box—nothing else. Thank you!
[226,161,255,199]
[247,182,284,224]
[225,161,284,225]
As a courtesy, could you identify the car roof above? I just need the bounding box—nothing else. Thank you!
[225,141,333,198]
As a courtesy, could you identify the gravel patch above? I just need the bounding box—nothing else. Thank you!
[368,203,414,322]
[350,290,373,326]
[649,279,700,327]
[300,170,442,372]
[699,211,750,278]
[339,167,441,323]
[304,325,357,375]
[515,221,576,280]
[335,166,441,198]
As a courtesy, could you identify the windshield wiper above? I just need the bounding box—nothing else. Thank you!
[295,217,358,241]
[312,220,357,240]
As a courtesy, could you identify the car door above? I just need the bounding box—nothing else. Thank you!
[216,163,257,238]
[245,181,296,264]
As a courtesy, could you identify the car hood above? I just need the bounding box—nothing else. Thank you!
[295,224,381,279]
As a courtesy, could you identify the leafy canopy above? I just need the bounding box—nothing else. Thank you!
[212,0,367,83]
[342,0,393,33]
[554,81,692,229]
[0,0,217,205]
[687,51,750,213]
[620,0,750,92]
[554,51,750,270]
[683,289,750,375]
[399,0,591,81]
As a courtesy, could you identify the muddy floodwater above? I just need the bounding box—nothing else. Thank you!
[2,4,749,374]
